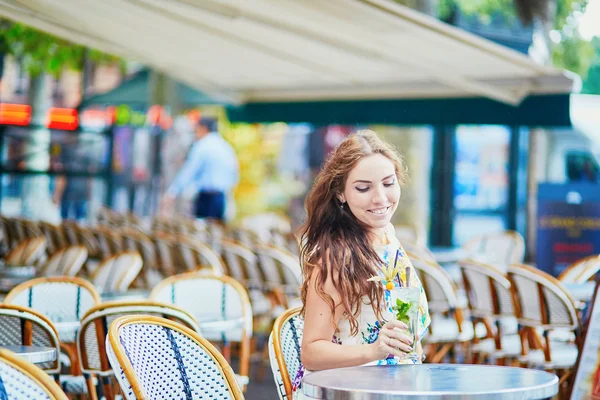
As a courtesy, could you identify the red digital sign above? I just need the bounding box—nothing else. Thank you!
[0,103,32,126]
[47,107,78,130]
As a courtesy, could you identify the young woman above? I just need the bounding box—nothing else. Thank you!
[294,130,430,397]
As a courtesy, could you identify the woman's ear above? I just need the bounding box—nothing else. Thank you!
[337,193,346,204]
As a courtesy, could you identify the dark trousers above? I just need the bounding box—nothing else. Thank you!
[194,191,225,220]
[61,199,87,220]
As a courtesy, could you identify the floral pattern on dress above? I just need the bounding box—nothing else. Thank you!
[292,365,305,392]
[360,320,383,345]
[332,334,343,345]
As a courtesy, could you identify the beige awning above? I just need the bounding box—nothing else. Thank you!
[0,0,576,105]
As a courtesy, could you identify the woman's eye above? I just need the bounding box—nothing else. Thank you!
[356,187,369,193]
[383,182,395,187]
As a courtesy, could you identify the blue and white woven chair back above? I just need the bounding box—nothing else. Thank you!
[269,307,303,400]
[91,251,143,293]
[150,273,252,342]
[0,349,68,399]
[78,301,201,375]
[0,304,61,375]
[255,245,302,308]
[106,315,244,400]
[221,239,255,285]
[5,277,101,343]
[409,255,459,314]
[508,264,579,329]
[462,230,525,268]
[5,236,47,266]
[559,255,600,284]
[42,246,88,277]
[458,260,514,320]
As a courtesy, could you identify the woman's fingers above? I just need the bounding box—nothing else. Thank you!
[383,343,410,358]
[387,338,413,353]
[386,320,408,330]
[386,328,413,345]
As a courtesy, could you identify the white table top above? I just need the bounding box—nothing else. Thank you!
[302,364,558,400]
[197,317,245,333]
[1,345,57,364]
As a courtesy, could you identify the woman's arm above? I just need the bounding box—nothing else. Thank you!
[300,268,374,370]
[301,267,412,371]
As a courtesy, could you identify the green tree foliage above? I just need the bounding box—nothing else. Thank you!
[436,0,594,77]
[0,18,119,77]
[581,37,600,94]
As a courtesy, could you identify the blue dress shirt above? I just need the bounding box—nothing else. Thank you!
[166,132,239,197]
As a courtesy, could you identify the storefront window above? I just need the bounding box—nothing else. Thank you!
[453,125,511,245]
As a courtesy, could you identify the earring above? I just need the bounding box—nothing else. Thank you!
[340,202,345,211]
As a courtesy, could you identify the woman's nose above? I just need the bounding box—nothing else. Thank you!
[372,186,387,204]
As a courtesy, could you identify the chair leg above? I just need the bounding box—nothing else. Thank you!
[85,375,98,400]
[239,336,251,392]
[60,342,81,375]
[429,343,453,364]
[222,342,231,363]
[102,376,115,400]
[255,343,270,382]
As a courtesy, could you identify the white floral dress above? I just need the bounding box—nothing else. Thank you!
[292,225,431,399]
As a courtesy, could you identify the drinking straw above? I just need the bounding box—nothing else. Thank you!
[393,249,402,286]
[406,266,412,287]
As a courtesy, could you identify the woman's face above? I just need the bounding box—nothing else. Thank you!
[339,153,401,233]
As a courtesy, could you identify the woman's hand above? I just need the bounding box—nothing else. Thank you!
[371,319,414,360]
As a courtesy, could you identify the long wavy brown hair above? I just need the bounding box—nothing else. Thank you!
[299,129,408,336]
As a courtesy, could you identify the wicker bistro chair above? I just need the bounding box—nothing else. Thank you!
[90,252,144,293]
[458,259,522,364]
[254,244,303,309]
[0,216,23,249]
[0,348,68,400]
[558,254,600,284]
[38,222,67,256]
[72,226,101,260]
[221,239,272,318]
[150,273,253,389]
[507,264,580,376]
[0,304,61,379]
[5,276,101,376]
[151,232,178,276]
[120,228,161,288]
[268,307,304,400]
[228,227,262,251]
[402,241,437,263]
[409,254,486,363]
[41,246,88,277]
[4,236,47,266]
[20,219,44,240]
[91,226,123,260]
[77,301,201,400]
[173,234,226,275]
[221,239,252,284]
[106,315,244,400]
[462,230,525,268]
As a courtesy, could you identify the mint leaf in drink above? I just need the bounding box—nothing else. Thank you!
[393,299,413,324]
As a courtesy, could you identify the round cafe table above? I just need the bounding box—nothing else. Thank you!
[0,345,57,364]
[302,364,558,400]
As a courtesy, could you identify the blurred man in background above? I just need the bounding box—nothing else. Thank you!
[161,117,239,221]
